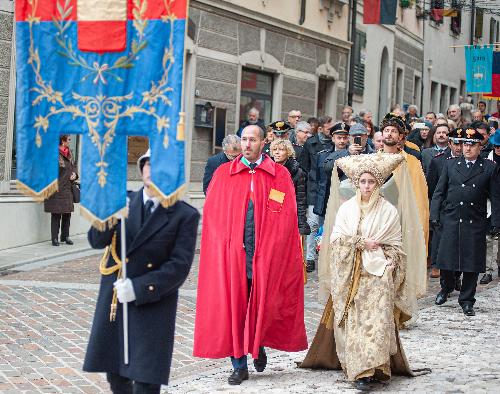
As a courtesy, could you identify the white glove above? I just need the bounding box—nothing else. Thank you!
[114,278,136,303]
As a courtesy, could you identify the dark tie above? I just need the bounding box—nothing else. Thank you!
[143,200,154,224]
[249,163,257,171]
[466,161,472,169]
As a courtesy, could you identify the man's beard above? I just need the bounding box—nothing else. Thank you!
[248,119,257,125]
[383,138,398,146]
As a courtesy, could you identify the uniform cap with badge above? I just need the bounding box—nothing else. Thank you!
[451,127,484,145]
[268,121,291,137]
[328,122,350,136]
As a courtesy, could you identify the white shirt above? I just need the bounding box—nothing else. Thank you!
[142,188,160,213]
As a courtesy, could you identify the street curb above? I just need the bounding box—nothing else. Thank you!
[0,247,100,273]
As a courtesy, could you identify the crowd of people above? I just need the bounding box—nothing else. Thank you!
[195,102,499,389]
[81,100,500,393]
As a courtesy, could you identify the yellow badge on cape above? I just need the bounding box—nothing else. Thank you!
[269,188,285,204]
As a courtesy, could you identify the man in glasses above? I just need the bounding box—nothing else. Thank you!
[287,109,302,144]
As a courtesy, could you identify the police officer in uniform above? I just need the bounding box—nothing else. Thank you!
[426,128,463,280]
[431,128,500,316]
[314,122,350,219]
[263,121,303,161]
[83,150,200,393]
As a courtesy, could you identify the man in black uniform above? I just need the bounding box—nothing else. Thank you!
[262,121,303,161]
[431,128,500,316]
[83,150,200,393]
[426,128,463,280]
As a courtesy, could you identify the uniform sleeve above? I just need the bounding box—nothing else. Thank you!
[132,209,200,305]
[490,164,500,227]
[430,161,449,221]
[88,225,116,249]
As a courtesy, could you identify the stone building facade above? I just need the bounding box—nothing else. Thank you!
[185,1,350,195]
[0,0,351,249]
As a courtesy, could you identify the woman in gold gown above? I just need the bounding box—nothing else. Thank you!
[300,153,429,391]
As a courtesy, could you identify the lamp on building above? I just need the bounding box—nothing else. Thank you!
[194,101,215,128]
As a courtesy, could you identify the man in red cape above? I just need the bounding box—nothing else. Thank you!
[193,125,308,385]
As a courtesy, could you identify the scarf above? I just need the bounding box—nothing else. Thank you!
[59,145,70,158]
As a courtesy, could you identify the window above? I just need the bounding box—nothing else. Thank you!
[353,31,366,95]
[490,19,498,44]
[459,79,466,97]
[239,69,273,125]
[450,0,461,36]
[474,8,483,39]
[317,77,335,117]
[413,75,421,107]
[430,81,439,112]
[395,68,403,106]
[430,0,444,24]
[450,87,458,105]
[440,84,448,113]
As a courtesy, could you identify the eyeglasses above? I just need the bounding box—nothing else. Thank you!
[494,145,500,149]
[289,115,301,119]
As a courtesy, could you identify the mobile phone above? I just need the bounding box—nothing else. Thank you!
[354,136,361,145]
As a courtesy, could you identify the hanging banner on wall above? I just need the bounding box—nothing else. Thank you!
[483,51,500,100]
[465,45,494,93]
[16,0,188,228]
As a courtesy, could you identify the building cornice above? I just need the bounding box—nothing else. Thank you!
[191,0,351,52]
[0,0,13,12]
[395,24,424,48]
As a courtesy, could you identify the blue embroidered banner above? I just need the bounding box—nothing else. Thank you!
[16,0,187,227]
[465,45,494,93]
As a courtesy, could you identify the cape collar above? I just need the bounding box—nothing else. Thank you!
[230,154,276,176]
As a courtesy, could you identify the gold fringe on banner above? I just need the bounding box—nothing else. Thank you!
[79,205,128,232]
[149,182,186,208]
[16,179,59,201]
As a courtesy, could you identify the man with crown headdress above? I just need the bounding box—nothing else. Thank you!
[379,113,430,248]
[431,127,500,316]
[300,153,429,391]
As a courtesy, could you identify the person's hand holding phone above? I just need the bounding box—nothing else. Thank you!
[348,136,363,155]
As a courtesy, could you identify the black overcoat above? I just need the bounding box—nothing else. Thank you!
[430,156,500,273]
[83,190,200,385]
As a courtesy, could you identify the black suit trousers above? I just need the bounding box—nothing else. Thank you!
[441,270,479,306]
[107,372,161,394]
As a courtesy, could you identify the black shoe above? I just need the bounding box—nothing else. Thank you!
[306,260,315,273]
[51,239,59,246]
[479,273,492,285]
[455,277,462,292]
[253,347,267,372]
[461,304,475,316]
[435,291,449,305]
[61,237,74,245]
[353,377,373,392]
[228,369,249,385]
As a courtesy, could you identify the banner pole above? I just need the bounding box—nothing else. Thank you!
[120,218,129,365]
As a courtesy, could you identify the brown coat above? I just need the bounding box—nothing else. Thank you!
[44,151,78,214]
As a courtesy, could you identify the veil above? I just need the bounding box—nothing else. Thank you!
[317,160,427,317]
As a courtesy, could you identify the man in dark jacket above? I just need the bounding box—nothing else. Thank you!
[432,128,500,316]
[315,123,374,217]
[426,129,463,279]
[203,134,241,194]
[236,107,266,137]
[83,150,200,393]
[299,116,334,272]
[314,122,349,218]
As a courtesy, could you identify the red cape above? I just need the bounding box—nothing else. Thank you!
[193,155,308,359]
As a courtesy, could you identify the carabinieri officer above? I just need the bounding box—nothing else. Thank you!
[431,127,500,316]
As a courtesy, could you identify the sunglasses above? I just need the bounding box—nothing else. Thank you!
[494,145,500,148]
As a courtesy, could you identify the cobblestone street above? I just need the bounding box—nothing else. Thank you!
[0,250,499,393]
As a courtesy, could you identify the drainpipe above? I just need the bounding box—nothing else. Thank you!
[347,0,357,106]
[299,0,306,25]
